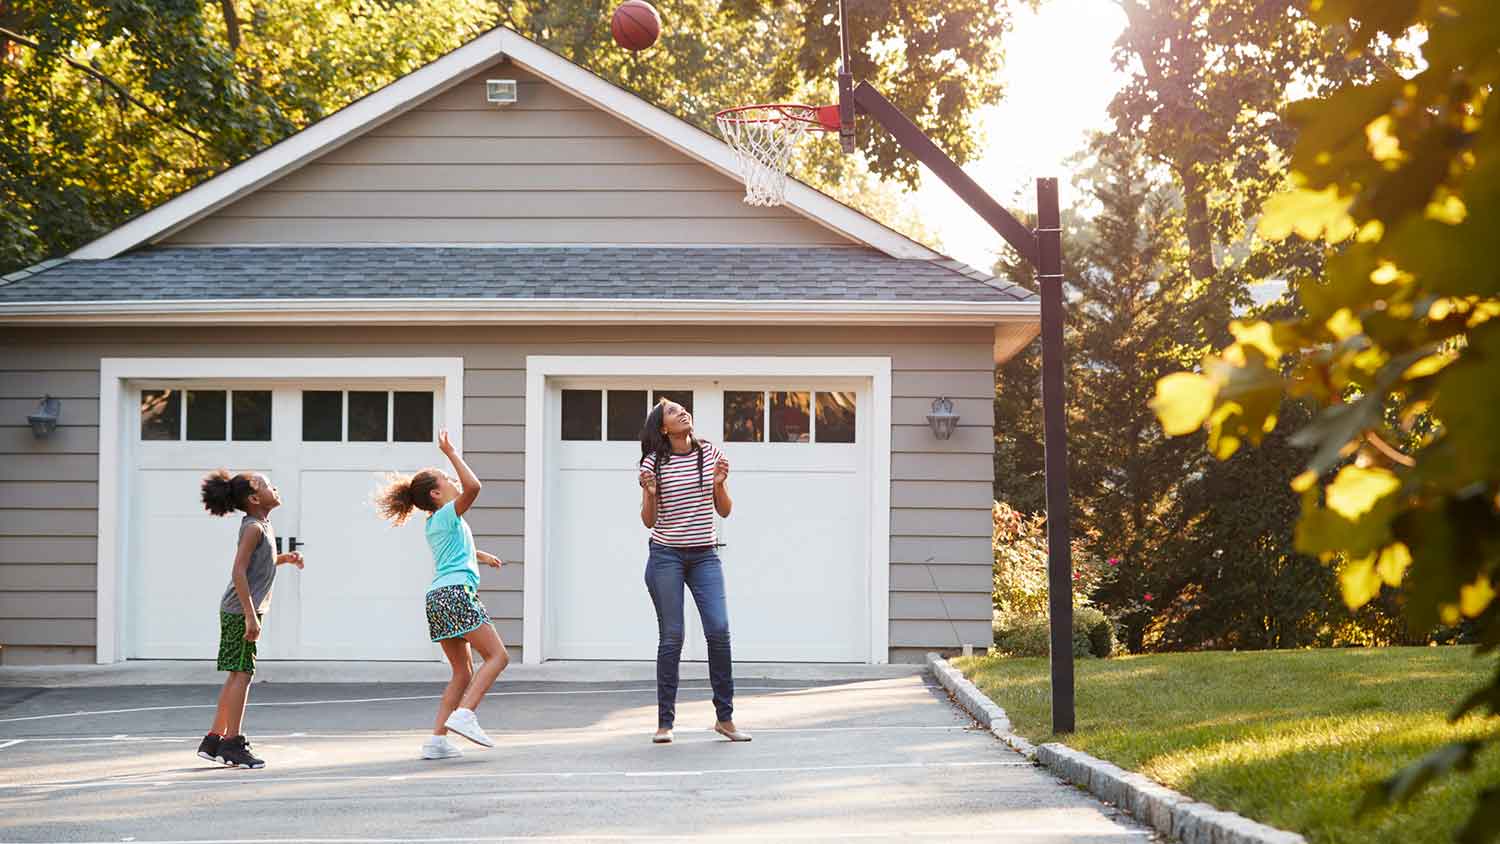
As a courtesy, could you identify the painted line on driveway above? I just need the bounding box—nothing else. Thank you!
[0,684,873,724]
[0,739,23,751]
[0,833,1152,843]
[0,724,969,743]
[2,759,1033,792]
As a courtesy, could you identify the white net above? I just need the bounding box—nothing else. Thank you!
[715,105,821,207]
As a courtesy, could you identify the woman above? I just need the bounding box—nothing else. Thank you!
[638,398,751,744]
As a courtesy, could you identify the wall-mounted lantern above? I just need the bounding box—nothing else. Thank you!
[28,395,60,438]
[926,396,960,440]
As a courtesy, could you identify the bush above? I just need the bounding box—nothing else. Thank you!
[993,607,1117,658]
[993,502,1112,617]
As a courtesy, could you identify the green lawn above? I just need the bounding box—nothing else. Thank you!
[952,647,1498,844]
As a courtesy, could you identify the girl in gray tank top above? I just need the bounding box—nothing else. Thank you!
[195,469,306,769]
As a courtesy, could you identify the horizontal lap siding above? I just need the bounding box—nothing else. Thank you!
[1,325,995,663]
[165,66,839,247]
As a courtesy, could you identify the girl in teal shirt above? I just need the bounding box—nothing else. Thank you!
[378,430,508,759]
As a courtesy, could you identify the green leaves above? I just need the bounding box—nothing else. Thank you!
[1151,1,1500,834]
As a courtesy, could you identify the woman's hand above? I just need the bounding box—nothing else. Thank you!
[714,456,730,487]
[438,429,456,455]
[275,551,304,569]
[244,616,262,642]
[639,468,657,494]
[476,550,503,569]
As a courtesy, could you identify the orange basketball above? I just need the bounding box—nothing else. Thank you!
[611,0,661,51]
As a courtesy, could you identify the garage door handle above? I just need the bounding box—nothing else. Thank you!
[288,536,305,552]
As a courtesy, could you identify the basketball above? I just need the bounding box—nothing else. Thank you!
[611,0,661,51]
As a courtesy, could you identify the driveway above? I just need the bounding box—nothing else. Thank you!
[0,670,1152,842]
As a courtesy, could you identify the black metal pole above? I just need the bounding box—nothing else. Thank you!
[843,77,1076,734]
[1036,177,1075,734]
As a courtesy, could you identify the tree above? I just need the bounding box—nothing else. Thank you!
[1151,3,1500,839]
[1108,0,1396,283]
[2,0,1019,273]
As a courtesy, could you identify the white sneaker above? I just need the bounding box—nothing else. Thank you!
[443,707,495,748]
[421,735,464,760]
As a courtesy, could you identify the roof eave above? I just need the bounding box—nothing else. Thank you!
[0,297,1039,327]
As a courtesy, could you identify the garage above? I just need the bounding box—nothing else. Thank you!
[526,357,891,664]
[104,358,465,663]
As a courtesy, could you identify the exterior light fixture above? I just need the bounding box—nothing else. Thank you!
[28,395,60,438]
[926,396,959,440]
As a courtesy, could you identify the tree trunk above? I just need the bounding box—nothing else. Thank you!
[220,0,241,54]
[1178,164,1217,281]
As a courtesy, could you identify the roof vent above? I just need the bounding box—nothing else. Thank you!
[486,79,518,106]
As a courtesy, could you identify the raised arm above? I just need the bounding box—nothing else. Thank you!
[438,429,482,516]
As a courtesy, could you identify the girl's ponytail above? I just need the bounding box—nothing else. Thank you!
[377,469,442,526]
[201,469,248,516]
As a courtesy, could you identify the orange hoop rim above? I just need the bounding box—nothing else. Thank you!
[714,103,841,132]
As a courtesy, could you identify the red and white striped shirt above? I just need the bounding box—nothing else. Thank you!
[641,440,721,548]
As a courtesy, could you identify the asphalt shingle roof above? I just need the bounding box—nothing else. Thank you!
[0,247,1035,304]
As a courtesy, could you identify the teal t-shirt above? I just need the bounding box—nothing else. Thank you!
[426,500,479,590]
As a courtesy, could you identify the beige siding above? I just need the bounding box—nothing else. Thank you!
[165,66,845,247]
[0,325,995,664]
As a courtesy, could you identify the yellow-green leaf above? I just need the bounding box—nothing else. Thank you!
[1258,185,1357,243]
[1376,543,1412,586]
[1365,114,1405,165]
[1340,554,1384,609]
[1460,575,1495,617]
[1403,354,1451,379]
[1229,320,1282,361]
[1425,191,1467,225]
[1152,373,1217,436]
[1326,308,1363,341]
[1326,465,1401,520]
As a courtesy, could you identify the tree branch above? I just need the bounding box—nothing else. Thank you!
[0,25,214,148]
[220,0,241,54]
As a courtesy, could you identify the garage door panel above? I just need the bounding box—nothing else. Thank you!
[547,465,657,659]
[131,469,261,658]
[297,470,435,660]
[722,469,866,662]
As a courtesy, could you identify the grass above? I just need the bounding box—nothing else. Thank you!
[952,646,1498,844]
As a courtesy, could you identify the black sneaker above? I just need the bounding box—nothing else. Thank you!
[217,735,265,769]
[196,733,222,763]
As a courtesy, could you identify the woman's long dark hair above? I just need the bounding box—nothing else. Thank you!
[640,400,706,502]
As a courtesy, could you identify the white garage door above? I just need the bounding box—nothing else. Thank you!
[545,378,871,662]
[127,382,447,660]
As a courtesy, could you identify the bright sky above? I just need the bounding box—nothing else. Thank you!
[909,0,1130,270]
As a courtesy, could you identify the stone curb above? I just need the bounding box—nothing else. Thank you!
[925,653,1306,844]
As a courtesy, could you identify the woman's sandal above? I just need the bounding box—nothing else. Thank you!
[652,729,674,744]
[713,723,753,742]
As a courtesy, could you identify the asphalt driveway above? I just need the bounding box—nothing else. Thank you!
[0,672,1152,842]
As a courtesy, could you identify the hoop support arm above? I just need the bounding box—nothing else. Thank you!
[850,81,1040,268]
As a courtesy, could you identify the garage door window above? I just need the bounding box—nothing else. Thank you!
[723,390,856,444]
[139,389,273,442]
[300,389,436,443]
[563,389,680,442]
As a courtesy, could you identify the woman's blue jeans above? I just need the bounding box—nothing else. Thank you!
[644,541,734,729]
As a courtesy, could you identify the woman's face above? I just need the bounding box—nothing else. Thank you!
[659,400,693,438]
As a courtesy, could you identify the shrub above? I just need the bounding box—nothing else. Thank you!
[993,607,1117,658]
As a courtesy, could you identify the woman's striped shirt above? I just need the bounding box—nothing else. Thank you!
[641,440,721,548]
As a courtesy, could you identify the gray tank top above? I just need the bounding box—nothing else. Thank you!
[220,515,276,615]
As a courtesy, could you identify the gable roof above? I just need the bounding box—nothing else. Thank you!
[67,26,941,262]
[0,246,1032,304]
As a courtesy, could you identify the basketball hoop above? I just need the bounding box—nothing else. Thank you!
[714,104,840,206]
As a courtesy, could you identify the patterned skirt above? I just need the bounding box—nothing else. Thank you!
[425,584,490,642]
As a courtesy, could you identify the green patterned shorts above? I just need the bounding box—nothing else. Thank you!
[217,611,262,674]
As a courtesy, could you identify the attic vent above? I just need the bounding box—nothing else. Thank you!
[486,79,518,106]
